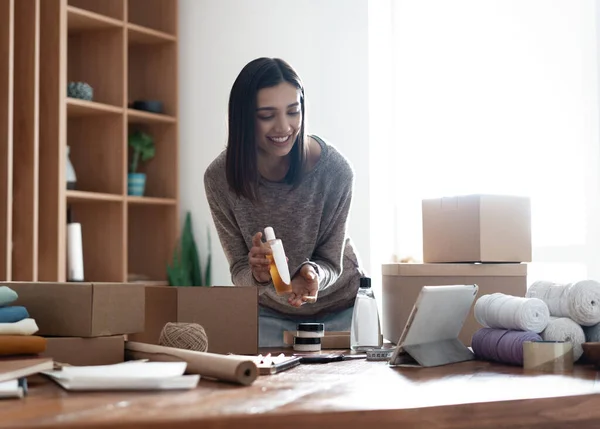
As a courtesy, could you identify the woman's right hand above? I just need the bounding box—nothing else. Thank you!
[249,232,272,283]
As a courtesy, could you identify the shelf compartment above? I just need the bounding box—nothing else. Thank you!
[128,39,176,117]
[67,190,123,203]
[0,0,13,281]
[128,203,177,283]
[128,0,176,36]
[68,26,124,107]
[12,0,39,281]
[68,199,124,282]
[127,108,175,124]
[67,5,123,34]
[128,23,175,45]
[68,0,124,21]
[127,122,177,199]
[68,114,125,195]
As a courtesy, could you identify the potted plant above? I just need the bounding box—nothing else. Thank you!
[128,130,155,196]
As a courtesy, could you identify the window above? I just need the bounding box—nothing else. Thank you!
[369,0,600,284]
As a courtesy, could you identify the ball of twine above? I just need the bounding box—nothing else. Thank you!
[159,322,208,352]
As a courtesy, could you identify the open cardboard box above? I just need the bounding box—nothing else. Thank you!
[128,285,258,355]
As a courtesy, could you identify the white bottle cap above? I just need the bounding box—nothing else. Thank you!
[264,226,276,241]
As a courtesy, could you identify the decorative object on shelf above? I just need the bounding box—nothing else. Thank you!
[66,207,85,282]
[167,212,212,287]
[132,100,164,114]
[67,81,93,101]
[66,146,77,190]
[128,130,155,196]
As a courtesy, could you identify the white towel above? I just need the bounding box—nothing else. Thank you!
[474,293,550,333]
[541,316,585,362]
[0,318,38,336]
[526,280,600,326]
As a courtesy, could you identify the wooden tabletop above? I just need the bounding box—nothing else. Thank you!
[1,354,600,429]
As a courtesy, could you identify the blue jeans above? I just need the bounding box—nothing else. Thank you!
[259,306,354,347]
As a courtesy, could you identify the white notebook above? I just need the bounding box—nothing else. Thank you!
[42,361,199,391]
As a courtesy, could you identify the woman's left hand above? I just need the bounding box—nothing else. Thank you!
[288,264,319,307]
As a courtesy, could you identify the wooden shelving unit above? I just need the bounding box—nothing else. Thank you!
[1,0,179,284]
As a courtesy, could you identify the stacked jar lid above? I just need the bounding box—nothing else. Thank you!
[293,323,324,351]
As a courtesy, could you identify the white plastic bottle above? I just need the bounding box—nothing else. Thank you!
[264,227,292,295]
[350,277,382,350]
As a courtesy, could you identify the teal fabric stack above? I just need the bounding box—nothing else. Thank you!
[0,286,38,335]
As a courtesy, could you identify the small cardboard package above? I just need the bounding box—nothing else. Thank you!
[7,282,145,337]
[422,194,532,263]
[381,263,527,346]
[283,331,350,349]
[128,285,258,355]
[41,335,124,366]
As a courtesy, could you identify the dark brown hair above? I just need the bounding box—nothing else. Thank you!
[225,57,307,203]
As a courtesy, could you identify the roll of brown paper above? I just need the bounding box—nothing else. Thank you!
[125,341,258,386]
[523,340,574,372]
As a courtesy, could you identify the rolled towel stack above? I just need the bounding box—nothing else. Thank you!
[526,280,600,326]
[0,286,46,356]
[472,293,551,366]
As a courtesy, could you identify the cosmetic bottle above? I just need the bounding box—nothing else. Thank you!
[264,227,292,295]
[350,277,382,351]
[67,208,84,282]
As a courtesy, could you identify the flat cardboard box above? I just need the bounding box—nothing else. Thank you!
[40,336,124,366]
[283,331,351,349]
[381,263,527,346]
[129,285,259,355]
[422,194,532,263]
[7,282,145,337]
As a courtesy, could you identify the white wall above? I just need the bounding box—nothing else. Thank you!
[179,0,371,285]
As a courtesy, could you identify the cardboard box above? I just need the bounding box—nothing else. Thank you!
[129,286,258,355]
[40,335,124,366]
[7,282,145,337]
[381,263,527,346]
[422,194,532,263]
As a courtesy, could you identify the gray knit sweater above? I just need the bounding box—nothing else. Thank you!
[203,135,363,317]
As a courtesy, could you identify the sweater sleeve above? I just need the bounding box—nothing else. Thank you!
[204,169,268,288]
[295,157,354,291]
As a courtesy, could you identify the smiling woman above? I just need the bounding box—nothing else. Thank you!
[203,57,365,347]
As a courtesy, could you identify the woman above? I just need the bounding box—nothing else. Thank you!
[204,57,364,347]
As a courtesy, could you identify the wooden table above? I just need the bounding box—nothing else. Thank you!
[1,354,600,429]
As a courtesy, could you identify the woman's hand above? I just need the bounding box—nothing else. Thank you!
[288,264,319,307]
[248,232,272,283]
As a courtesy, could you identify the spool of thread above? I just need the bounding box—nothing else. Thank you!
[474,293,550,333]
[540,317,585,361]
[527,280,600,326]
[159,322,208,352]
[471,328,542,366]
[523,341,574,372]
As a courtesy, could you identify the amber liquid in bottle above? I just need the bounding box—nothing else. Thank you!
[267,254,292,295]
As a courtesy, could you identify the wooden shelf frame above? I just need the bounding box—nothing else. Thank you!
[1,0,179,283]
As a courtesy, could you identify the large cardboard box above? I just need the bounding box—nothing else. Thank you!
[7,282,145,337]
[381,263,527,346]
[422,194,531,263]
[129,285,259,355]
[40,335,124,366]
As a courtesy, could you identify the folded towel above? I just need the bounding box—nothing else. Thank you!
[0,336,46,355]
[0,318,38,336]
[0,306,29,324]
[541,316,585,361]
[474,293,550,333]
[0,286,18,306]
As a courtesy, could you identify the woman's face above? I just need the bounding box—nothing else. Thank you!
[255,82,302,158]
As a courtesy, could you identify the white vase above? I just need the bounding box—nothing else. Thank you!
[66,146,77,190]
